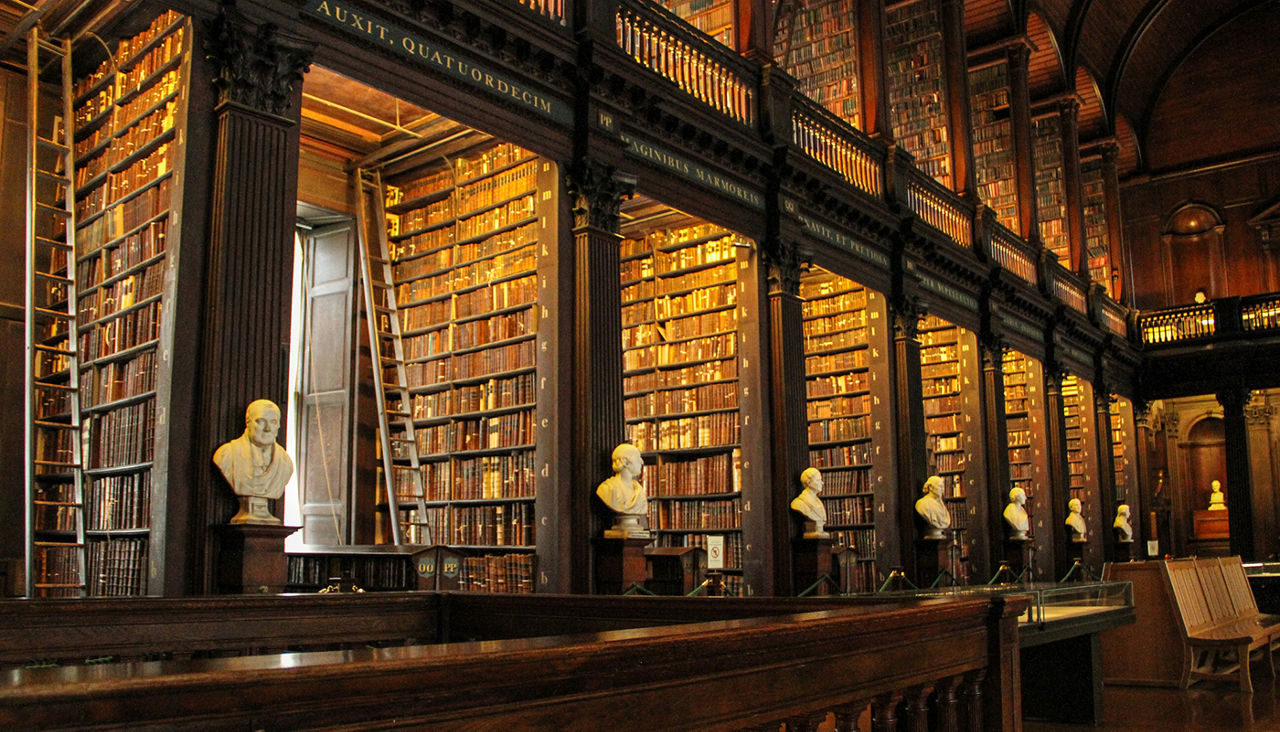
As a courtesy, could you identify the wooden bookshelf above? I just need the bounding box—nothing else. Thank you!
[60,9,190,597]
[799,268,892,592]
[1061,375,1102,566]
[969,61,1018,233]
[661,0,735,48]
[780,0,862,129]
[621,219,749,597]
[885,0,952,188]
[1032,115,1069,263]
[918,314,981,580]
[1110,396,1136,507]
[1081,158,1111,291]
[378,142,551,593]
[1002,350,1052,578]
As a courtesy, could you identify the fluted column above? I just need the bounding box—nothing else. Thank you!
[1044,365,1071,579]
[857,0,892,139]
[566,160,635,593]
[1058,98,1086,275]
[1218,388,1256,558]
[891,292,928,579]
[1006,43,1039,243]
[195,3,311,593]
[939,0,976,199]
[1098,142,1127,302]
[981,336,1010,574]
[1093,388,1118,564]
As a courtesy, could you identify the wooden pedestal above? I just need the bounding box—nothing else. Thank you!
[915,537,950,587]
[999,538,1033,582]
[793,536,834,595]
[215,524,299,594]
[594,537,650,594]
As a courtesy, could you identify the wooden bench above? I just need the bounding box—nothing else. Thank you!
[1162,558,1277,692]
[1218,556,1280,636]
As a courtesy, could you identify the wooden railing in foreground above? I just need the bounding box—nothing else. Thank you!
[0,592,1027,730]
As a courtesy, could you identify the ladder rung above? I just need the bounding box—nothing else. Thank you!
[34,343,75,355]
[34,459,79,468]
[35,136,70,151]
[368,255,389,265]
[33,419,77,430]
[33,500,82,507]
[371,281,392,290]
[389,437,415,444]
[34,201,70,217]
[35,271,73,285]
[374,305,393,314]
[33,541,84,548]
[31,306,73,319]
[35,235,73,250]
[36,168,70,184]
[34,382,77,392]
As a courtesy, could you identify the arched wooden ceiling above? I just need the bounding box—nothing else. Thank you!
[1025,12,1065,99]
[1074,66,1105,140]
[963,0,1016,48]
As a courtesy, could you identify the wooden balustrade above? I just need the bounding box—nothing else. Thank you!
[1138,303,1216,345]
[987,221,1038,286]
[1099,299,1128,338]
[1051,269,1088,315]
[903,167,972,249]
[792,99,884,199]
[1241,294,1280,333]
[615,0,756,127]
[0,592,1027,730]
[510,0,568,25]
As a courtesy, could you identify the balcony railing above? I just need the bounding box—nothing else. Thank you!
[1138,303,1216,345]
[1242,293,1280,332]
[1052,268,1088,315]
[510,0,567,24]
[903,166,972,249]
[987,219,1038,286]
[792,97,884,199]
[1100,298,1128,338]
[616,0,756,127]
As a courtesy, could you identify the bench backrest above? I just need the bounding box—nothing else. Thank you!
[1196,558,1241,623]
[1219,556,1262,618]
[1162,558,1215,634]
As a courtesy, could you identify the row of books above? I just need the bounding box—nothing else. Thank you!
[806,348,867,375]
[86,471,152,530]
[808,393,871,421]
[393,226,535,287]
[923,394,961,415]
[809,441,874,469]
[78,261,164,322]
[808,414,872,443]
[802,290,867,318]
[402,311,536,360]
[287,554,414,591]
[625,332,737,370]
[623,356,737,392]
[33,545,81,594]
[410,373,534,420]
[624,381,740,420]
[646,450,742,498]
[432,503,535,547]
[807,370,869,398]
[623,283,738,322]
[77,142,170,223]
[830,527,877,558]
[458,553,536,593]
[78,300,161,362]
[632,411,741,452]
[80,348,157,409]
[805,327,868,355]
[89,398,156,468]
[78,218,167,283]
[817,468,874,495]
[75,179,171,252]
[87,537,148,596]
[649,496,741,531]
[825,494,875,526]
[837,556,880,594]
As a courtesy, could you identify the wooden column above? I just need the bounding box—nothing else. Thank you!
[566,161,633,594]
[857,0,892,139]
[891,293,928,580]
[736,0,773,62]
[1098,142,1127,303]
[1093,388,1119,565]
[1058,98,1086,275]
[1044,366,1071,579]
[1006,43,1039,244]
[980,338,1011,575]
[196,7,310,594]
[1218,388,1256,559]
[1134,404,1156,557]
[939,0,976,200]
[765,235,807,595]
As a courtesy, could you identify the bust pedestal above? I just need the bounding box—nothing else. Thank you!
[1113,539,1133,562]
[915,536,949,587]
[594,536,650,594]
[215,523,298,594]
[1003,537,1033,580]
[793,535,834,595]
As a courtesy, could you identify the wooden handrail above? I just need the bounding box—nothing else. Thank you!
[0,592,1027,730]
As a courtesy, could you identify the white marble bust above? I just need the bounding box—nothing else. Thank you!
[1208,480,1227,511]
[915,474,950,540]
[1113,503,1133,542]
[597,443,649,538]
[791,467,829,538]
[1066,497,1087,541]
[1004,487,1029,540]
[214,399,294,525]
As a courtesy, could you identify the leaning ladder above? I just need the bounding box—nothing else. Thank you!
[355,167,431,545]
[24,28,87,597]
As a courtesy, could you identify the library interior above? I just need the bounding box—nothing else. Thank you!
[2,0,1280,728]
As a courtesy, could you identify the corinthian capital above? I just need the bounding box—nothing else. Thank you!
[205,1,313,117]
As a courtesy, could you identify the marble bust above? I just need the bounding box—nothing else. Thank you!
[214,399,294,525]
[1113,503,1133,542]
[1065,497,1087,541]
[1003,487,1029,540]
[1208,480,1227,511]
[915,475,950,540]
[791,467,829,538]
[597,443,649,538]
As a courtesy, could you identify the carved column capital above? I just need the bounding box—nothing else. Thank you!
[1217,388,1252,417]
[1005,40,1031,71]
[1057,96,1081,123]
[1245,397,1274,425]
[205,1,312,117]
[763,238,806,297]
[565,160,636,234]
[891,294,928,340]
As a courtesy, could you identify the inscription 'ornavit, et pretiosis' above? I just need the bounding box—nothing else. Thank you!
[304,0,568,123]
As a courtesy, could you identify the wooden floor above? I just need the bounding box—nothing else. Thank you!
[1025,679,1280,730]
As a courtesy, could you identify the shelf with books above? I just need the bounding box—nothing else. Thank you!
[800,267,893,580]
[621,218,749,579]
[377,141,551,591]
[1033,114,1069,264]
[1110,396,1136,506]
[1002,350,1052,574]
[661,0,735,48]
[969,61,1018,233]
[1081,158,1111,293]
[53,9,191,597]
[885,0,952,188]
[779,0,862,129]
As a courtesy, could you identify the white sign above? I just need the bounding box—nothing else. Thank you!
[1146,540,1160,558]
[707,535,725,570]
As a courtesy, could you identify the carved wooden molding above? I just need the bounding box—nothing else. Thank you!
[565,160,636,234]
[205,1,313,117]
